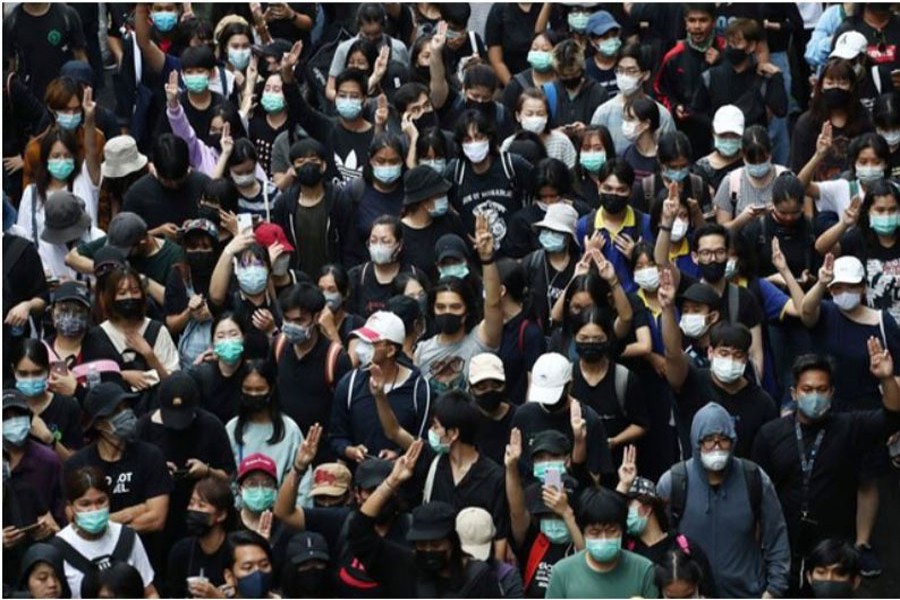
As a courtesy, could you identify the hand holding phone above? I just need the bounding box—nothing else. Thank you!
[50,361,68,376]
[545,467,562,490]
[237,214,254,234]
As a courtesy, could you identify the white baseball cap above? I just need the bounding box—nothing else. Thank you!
[713,105,745,137]
[830,31,868,60]
[527,353,573,405]
[830,256,865,287]
[533,203,578,239]
[455,507,496,561]
[468,353,506,384]
[351,311,406,345]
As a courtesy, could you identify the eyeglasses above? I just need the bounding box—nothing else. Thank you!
[696,248,728,261]
[700,436,732,451]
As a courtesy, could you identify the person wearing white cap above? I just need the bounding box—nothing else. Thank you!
[456,506,524,597]
[799,252,900,577]
[466,352,517,465]
[694,105,745,193]
[510,352,615,483]
[329,311,431,464]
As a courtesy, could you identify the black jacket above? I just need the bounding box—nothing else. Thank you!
[270,180,341,272]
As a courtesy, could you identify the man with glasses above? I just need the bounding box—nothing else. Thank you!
[657,402,790,599]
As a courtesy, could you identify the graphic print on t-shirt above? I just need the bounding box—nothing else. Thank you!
[334,150,361,182]
[867,256,900,323]
[428,355,466,392]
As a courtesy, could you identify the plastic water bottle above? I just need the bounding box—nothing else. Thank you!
[86,364,101,389]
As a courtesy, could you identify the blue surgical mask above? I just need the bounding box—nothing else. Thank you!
[336,97,364,120]
[428,196,449,217]
[870,213,900,236]
[586,536,621,562]
[527,50,553,72]
[75,507,110,534]
[151,11,178,32]
[745,160,772,179]
[714,136,741,157]
[55,112,82,130]
[598,38,622,57]
[242,486,276,513]
[236,265,269,295]
[856,164,884,184]
[533,460,566,483]
[439,263,469,280]
[183,73,209,93]
[663,166,690,182]
[47,158,75,181]
[2,416,31,446]
[797,392,831,420]
[627,506,649,535]
[580,150,607,173]
[428,428,451,454]
[214,338,244,364]
[420,159,446,174]
[261,92,285,113]
[568,11,590,31]
[539,229,567,253]
[228,47,252,70]
[282,322,312,345]
[540,518,572,544]
[15,377,47,398]
[373,164,402,184]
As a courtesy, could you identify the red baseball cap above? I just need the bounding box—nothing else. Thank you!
[254,222,295,252]
[238,453,278,482]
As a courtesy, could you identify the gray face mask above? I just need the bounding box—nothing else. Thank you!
[107,408,138,443]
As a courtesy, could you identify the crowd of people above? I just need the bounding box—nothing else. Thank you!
[3,2,900,599]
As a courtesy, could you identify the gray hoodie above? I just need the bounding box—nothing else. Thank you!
[657,402,790,598]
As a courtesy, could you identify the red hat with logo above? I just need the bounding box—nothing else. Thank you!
[254,222,295,252]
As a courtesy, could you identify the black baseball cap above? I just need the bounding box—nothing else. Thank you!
[106,212,148,251]
[355,458,393,490]
[84,382,137,429]
[680,283,721,307]
[403,165,452,206]
[529,430,572,457]
[51,281,91,308]
[2,389,30,413]
[287,531,330,565]
[157,372,198,431]
[435,234,469,264]
[407,501,457,542]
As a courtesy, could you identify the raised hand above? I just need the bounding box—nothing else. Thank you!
[613,232,636,259]
[220,122,234,156]
[373,45,390,82]
[617,444,638,491]
[504,428,522,469]
[282,40,303,81]
[661,187,679,227]
[470,213,495,260]
[294,423,322,472]
[368,363,385,396]
[400,111,417,140]
[816,121,833,156]
[389,438,423,484]
[819,253,835,287]
[257,510,272,541]
[868,336,895,380]
[431,21,448,51]
[658,267,676,309]
[593,252,618,285]
[771,237,787,273]
[375,93,389,127]
[841,196,861,227]
[570,401,586,442]
[165,69,180,107]
[82,86,96,124]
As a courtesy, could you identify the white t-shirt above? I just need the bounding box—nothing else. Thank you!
[56,522,154,599]
[38,225,106,280]
[17,160,100,243]
[99,318,181,384]
[815,179,864,216]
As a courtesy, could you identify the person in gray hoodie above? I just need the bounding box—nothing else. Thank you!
[657,402,790,598]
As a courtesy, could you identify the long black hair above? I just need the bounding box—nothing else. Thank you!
[235,358,284,446]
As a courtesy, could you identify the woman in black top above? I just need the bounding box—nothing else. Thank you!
[571,125,615,209]
[317,264,365,355]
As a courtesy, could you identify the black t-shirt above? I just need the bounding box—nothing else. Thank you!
[511,402,615,483]
[249,113,289,177]
[329,125,374,183]
[680,365,778,458]
[2,236,48,377]
[275,333,352,462]
[295,200,330,280]
[336,511,413,598]
[165,536,229,598]
[497,313,546,406]
[523,249,578,329]
[356,185,405,242]
[680,274,763,330]
[304,505,353,556]
[37,394,83,451]
[449,154,533,256]
[627,533,718,597]
[401,214,466,282]
[840,228,900,316]
[517,523,578,598]
[65,441,174,512]
[836,14,900,69]
[122,172,210,230]
[484,4,542,75]
[347,262,421,318]
[475,404,518,466]
[266,3,317,48]
[3,4,87,98]
[741,213,819,279]
[189,362,243,425]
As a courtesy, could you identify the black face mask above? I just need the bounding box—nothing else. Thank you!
[185,509,213,536]
[699,260,727,283]
[186,250,217,278]
[560,76,582,91]
[295,163,324,186]
[575,340,611,362]
[600,192,629,214]
[473,390,503,412]
[724,46,748,66]
[465,98,493,119]
[241,393,270,412]
[413,65,431,83]
[543,391,569,413]
[114,298,144,320]
[283,567,331,598]
[206,137,222,153]
[413,111,438,131]
[434,313,464,335]
[415,549,449,575]
[810,580,854,599]
[198,205,221,224]
[822,87,851,110]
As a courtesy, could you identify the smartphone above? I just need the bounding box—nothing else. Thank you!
[18,521,42,533]
[237,213,253,233]
[50,360,68,376]
[172,468,191,479]
[545,467,562,490]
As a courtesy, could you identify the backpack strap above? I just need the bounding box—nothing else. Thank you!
[541,82,558,121]
[727,283,740,325]
[50,536,96,575]
[517,319,529,354]
[324,341,342,389]
[458,560,493,597]
[668,461,689,530]
[500,151,517,190]
[642,176,655,211]
[729,169,742,218]
[346,368,360,411]
[689,174,703,205]
[263,182,271,222]
[523,533,551,589]
[144,319,163,347]
[454,157,466,185]
[613,363,629,414]
[514,71,531,92]
[738,458,763,539]
[422,454,441,503]
[873,65,883,94]
[112,525,136,562]
[4,236,30,290]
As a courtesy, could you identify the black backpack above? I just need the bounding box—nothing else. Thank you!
[50,526,136,596]
[668,458,763,536]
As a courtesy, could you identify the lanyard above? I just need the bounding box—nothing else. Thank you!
[794,420,825,517]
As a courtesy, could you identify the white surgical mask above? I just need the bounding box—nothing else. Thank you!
[878,129,900,149]
[521,115,548,134]
[633,267,660,291]
[622,120,640,141]
[463,140,490,163]
[832,291,861,312]
[711,356,745,384]
[616,73,642,96]
[679,313,709,338]
[231,172,256,188]
[700,449,730,472]
[369,243,396,265]
[670,218,689,242]
[356,340,375,366]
